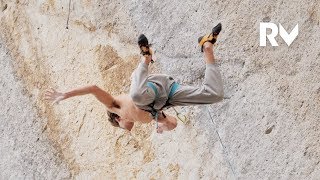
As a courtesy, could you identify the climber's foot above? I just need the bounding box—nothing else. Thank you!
[138,34,152,56]
[198,23,222,52]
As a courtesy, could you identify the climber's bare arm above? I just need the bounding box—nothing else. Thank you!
[45,85,119,112]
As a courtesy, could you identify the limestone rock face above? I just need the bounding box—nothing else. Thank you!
[0,0,320,179]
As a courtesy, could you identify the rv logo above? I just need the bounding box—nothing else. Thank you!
[260,23,299,46]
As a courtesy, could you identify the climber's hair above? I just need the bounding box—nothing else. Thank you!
[107,111,120,127]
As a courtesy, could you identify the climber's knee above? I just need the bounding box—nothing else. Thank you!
[207,88,224,103]
[130,89,155,106]
[130,91,144,104]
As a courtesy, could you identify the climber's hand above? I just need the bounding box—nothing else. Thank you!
[156,126,164,134]
[156,123,165,134]
[44,88,66,105]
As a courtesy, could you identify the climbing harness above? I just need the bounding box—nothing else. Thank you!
[146,81,180,129]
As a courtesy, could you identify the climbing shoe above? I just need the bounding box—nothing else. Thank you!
[198,23,222,52]
[137,34,154,63]
[138,34,153,56]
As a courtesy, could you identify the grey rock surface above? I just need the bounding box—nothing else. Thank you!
[0,41,70,179]
[0,0,319,179]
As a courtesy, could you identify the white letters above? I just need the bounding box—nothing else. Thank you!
[260,23,299,46]
[279,23,299,46]
[260,23,279,46]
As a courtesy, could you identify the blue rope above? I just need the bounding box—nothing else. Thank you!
[155,111,159,129]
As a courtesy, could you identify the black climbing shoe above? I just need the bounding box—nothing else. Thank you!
[137,34,154,63]
[198,23,222,52]
[138,34,153,56]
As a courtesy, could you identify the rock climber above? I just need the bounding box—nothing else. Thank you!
[45,23,224,133]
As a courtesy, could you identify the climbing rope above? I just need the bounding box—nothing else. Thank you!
[66,0,72,29]
[206,105,237,179]
[154,111,159,129]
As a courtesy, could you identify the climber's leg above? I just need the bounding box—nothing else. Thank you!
[169,42,224,106]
